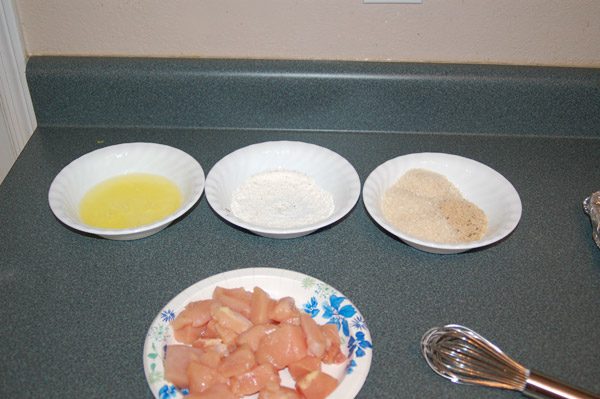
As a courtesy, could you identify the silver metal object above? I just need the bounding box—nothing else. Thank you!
[583,192,600,249]
[421,324,600,399]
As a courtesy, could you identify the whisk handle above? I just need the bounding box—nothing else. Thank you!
[524,371,600,399]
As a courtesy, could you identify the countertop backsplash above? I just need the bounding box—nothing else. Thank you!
[26,57,600,136]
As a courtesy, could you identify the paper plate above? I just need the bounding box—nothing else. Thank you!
[143,268,372,398]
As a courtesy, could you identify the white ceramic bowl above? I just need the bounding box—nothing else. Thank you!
[48,142,205,240]
[205,141,361,239]
[363,152,522,254]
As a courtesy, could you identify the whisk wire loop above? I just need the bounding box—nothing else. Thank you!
[421,324,600,399]
[441,332,525,379]
[421,324,528,391]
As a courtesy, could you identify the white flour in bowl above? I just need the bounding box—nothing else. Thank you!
[231,170,334,229]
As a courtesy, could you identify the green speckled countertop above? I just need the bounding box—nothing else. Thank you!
[0,58,599,398]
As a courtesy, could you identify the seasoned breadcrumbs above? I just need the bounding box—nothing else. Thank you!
[382,168,487,244]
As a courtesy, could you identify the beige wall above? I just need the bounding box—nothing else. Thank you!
[15,0,600,67]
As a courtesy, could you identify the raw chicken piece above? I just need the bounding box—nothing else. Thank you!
[192,337,223,349]
[300,313,326,358]
[186,383,237,399]
[296,370,339,399]
[163,345,204,388]
[269,297,300,324]
[171,310,193,331]
[218,345,256,378]
[232,363,281,396]
[250,286,274,325]
[171,299,215,330]
[256,324,308,369]
[320,324,346,364]
[197,319,219,339]
[213,287,252,318]
[236,324,278,352]
[174,324,205,345]
[259,386,302,399]
[187,361,228,394]
[212,306,253,334]
[195,348,223,369]
[279,316,301,326]
[214,323,239,347]
[192,338,230,358]
[288,356,321,382]
[214,286,253,302]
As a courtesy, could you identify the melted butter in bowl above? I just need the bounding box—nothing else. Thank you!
[79,173,183,229]
[48,142,205,240]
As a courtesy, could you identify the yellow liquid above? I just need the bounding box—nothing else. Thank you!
[79,173,183,229]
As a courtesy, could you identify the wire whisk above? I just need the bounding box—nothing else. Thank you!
[421,324,599,399]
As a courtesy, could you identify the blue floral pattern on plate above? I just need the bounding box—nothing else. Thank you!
[300,279,372,377]
[143,268,373,399]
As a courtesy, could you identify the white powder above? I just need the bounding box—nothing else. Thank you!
[231,170,335,229]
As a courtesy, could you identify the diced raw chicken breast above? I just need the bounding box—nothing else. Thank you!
[214,323,239,347]
[163,344,204,388]
[218,345,256,378]
[232,363,281,396]
[197,319,219,339]
[256,324,308,369]
[187,300,218,327]
[212,306,253,334]
[192,338,230,358]
[250,286,274,325]
[300,313,327,358]
[236,324,278,352]
[192,337,222,349]
[320,324,346,364]
[214,286,253,302]
[195,348,223,369]
[269,297,300,324]
[288,355,322,382]
[171,312,192,331]
[213,287,252,318]
[259,385,302,399]
[174,324,205,345]
[186,383,237,399]
[187,361,228,394]
[165,285,349,399]
[279,315,301,326]
[296,370,339,399]
[171,299,215,330]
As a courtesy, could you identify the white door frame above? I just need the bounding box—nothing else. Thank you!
[0,0,36,185]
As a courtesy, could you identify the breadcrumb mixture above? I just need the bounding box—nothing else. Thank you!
[382,168,487,244]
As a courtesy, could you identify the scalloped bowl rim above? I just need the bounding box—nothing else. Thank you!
[48,142,205,239]
[205,141,361,238]
[362,152,522,253]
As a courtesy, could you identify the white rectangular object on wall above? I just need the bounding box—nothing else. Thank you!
[364,0,422,3]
